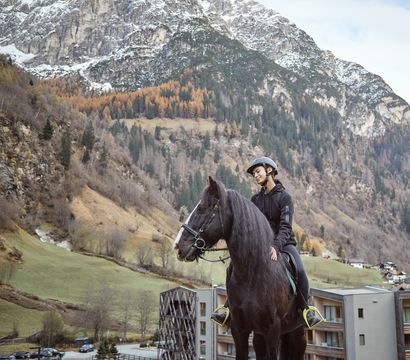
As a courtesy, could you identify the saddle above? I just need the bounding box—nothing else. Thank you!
[281,250,298,296]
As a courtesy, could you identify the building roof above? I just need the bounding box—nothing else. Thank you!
[160,286,195,295]
[313,285,391,296]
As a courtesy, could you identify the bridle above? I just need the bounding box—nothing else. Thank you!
[180,200,230,263]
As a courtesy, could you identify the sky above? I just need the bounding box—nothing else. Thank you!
[258,0,410,104]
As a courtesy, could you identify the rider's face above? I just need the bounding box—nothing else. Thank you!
[252,166,270,185]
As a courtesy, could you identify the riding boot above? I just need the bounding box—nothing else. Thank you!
[210,304,230,326]
[302,305,325,329]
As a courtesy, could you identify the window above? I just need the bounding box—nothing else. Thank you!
[358,308,364,318]
[227,343,235,355]
[403,307,410,323]
[306,330,313,343]
[359,334,365,346]
[200,302,206,316]
[324,306,342,322]
[325,331,343,348]
[200,321,206,335]
[405,334,410,347]
[200,340,206,355]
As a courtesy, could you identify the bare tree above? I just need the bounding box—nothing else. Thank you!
[68,219,91,251]
[83,283,115,341]
[120,289,136,340]
[157,235,173,269]
[135,290,156,341]
[41,310,64,346]
[0,197,18,231]
[105,228,127,259]
[135,239,153,266]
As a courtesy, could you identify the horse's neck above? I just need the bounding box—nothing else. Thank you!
[227,238,271,282]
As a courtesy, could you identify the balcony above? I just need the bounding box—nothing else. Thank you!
[310,319,344,332]
[404,322,410,333]
[217,352,235,360]
[306,343,344,358]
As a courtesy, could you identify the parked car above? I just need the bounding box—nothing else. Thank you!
[29,350,53,359]
[42,349,64,359]
[0,355,15,360]
[79,344,95,353]
[13,353,30,360]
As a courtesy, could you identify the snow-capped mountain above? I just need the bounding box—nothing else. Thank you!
[1,0,409,136]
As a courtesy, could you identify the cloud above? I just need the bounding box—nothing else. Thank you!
[258,0,410,103]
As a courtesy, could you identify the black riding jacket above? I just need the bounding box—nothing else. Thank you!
[251,180,297,250]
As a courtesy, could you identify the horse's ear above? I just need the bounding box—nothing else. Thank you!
[208,176,219,198]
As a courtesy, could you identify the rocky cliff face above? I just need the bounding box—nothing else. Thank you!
[1,0,409,137]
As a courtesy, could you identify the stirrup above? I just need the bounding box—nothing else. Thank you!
[303,306,325,329]
[210,305,230,326]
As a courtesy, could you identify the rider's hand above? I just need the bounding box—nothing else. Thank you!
[270,246,278,261]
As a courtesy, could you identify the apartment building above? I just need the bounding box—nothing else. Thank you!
[306,286,397,360]
[159,285,404,360]
[159,286,255,359]
[395,289,410,360]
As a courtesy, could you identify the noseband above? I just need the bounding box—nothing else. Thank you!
[181,200,225,255]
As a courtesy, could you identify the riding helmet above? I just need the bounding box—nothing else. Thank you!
[246,156,278,175]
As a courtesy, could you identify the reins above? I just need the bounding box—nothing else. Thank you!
[199,247,230,263]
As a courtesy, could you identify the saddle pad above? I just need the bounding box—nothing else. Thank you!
[286,268,297,296]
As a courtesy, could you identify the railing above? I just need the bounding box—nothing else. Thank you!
[91,354,157,360]
[306,343,344,358]
[324,318,343,323]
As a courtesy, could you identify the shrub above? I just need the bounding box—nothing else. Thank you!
[0,197,18,231]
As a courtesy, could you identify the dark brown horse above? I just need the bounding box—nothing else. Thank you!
[174,177,306,360]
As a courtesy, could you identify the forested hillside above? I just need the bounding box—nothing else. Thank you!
[1,54,409,273]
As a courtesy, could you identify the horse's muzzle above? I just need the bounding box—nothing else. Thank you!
[176,245,198,262]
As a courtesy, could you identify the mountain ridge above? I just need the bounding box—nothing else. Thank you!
[1,0,409,137]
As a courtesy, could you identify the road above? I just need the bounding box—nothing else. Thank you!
[63,344,159,360]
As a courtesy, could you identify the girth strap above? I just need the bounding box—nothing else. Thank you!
[282,250,298,296]
[286,268,297,296]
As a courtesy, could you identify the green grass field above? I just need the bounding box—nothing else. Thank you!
[3,230,179,304]
[303,255,385,288]
[0,229,181,338]
[0,299,44,337]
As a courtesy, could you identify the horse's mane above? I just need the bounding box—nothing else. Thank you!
[227,189,288,293]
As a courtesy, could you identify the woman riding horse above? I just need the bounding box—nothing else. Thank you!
[175,175,308,358]
[211,156,323,329]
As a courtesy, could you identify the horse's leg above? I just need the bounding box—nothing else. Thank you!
[253,333,267,359]
[280,326,306,360]
[265,323,281,360]
[231,325,251,360]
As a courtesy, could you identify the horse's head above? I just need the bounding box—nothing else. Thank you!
[174,177,229,262]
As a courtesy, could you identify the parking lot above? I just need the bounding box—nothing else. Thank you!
[63,344,158,360]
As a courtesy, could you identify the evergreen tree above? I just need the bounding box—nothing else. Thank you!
[154,126,161,140]
[82,121,95,152]
[42,117,54,140]
[214,147,221,163]
[337,245,344,258]
[60,130,71,170]
[214,125,220,140]
[82,148,91,164]
[203,131,211,150]
[96,339,109,360]
[401,202,410,234]
[319,224,325,238]
[109,343,118,359]
[99,143,108,173]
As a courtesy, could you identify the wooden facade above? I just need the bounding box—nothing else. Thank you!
[159,287,197,360]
